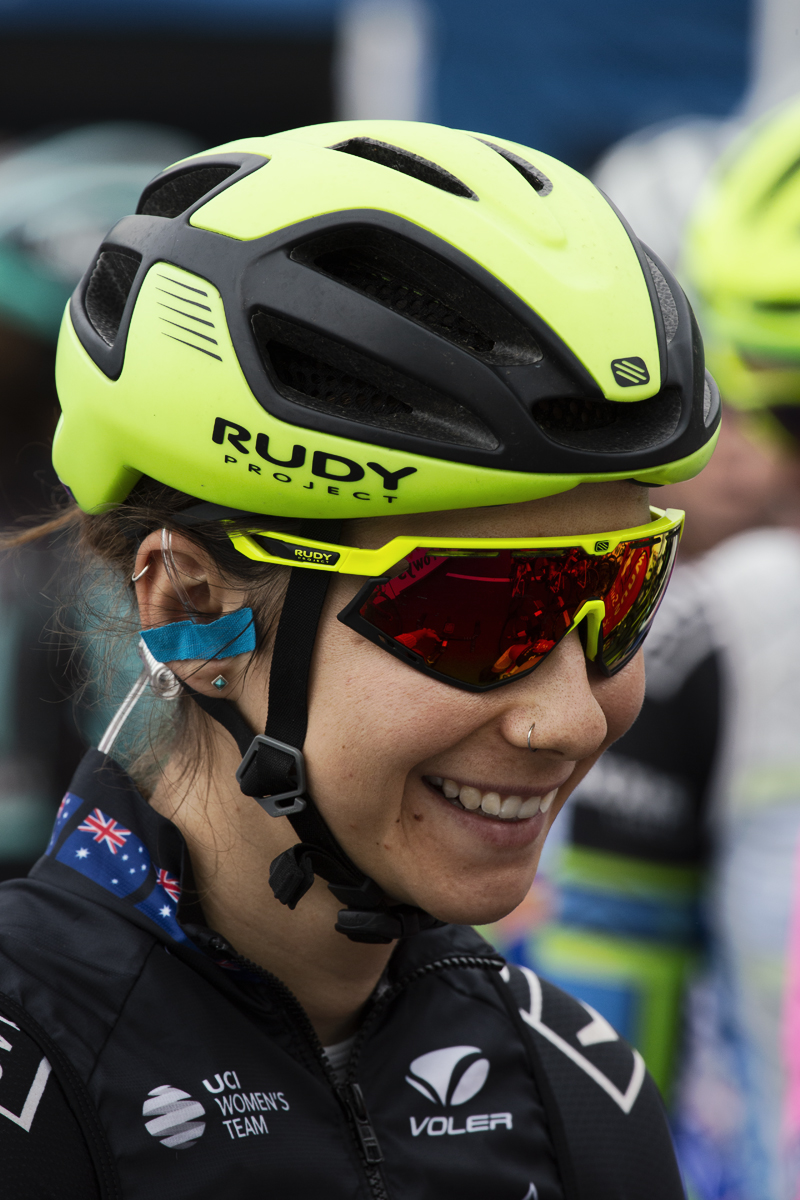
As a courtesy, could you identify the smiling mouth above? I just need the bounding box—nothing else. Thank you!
[424,776,558,822]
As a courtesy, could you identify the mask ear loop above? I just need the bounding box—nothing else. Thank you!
[98,528,199,758]
[160,527,198,620]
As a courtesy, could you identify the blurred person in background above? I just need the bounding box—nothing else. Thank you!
[0,122,199,880]
[487,95,800,1200]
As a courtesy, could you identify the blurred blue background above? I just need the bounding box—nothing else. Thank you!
[0,0,753,170]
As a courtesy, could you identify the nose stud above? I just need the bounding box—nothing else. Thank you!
[527,722,537,752]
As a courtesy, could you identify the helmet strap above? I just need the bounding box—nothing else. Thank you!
[189,520,443,946]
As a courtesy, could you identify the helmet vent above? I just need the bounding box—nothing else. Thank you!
[476,139,553,196]
[84,248,142,345]
[533,390,681,453]
[645,253,679,344]
[252,311,499,450]
[138,164,239,219]
[292,227,542,366]
[329,138,477,200]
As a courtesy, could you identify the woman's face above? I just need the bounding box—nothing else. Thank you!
[304,482,649,926]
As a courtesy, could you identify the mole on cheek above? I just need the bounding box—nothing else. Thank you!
[413,813,424,822]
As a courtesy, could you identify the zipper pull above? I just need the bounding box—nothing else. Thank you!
[342,1082,384,1164]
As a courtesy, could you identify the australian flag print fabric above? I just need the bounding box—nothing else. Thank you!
[42,751,193,947]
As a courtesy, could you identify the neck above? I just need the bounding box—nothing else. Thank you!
[148,728,394,1046]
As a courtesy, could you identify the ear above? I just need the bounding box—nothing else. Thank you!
[133,529,253,698]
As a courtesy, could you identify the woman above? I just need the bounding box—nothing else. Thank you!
[0,120,717,1198]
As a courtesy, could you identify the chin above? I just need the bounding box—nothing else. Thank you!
[414,880,535,928]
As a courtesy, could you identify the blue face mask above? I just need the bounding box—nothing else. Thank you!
[140,608,256,664]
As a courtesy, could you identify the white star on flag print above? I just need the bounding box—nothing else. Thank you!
[56,807,151,899]
[45,791,79,854]
[49,797,193,946]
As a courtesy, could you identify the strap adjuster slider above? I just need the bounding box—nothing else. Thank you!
[236,734,308,817]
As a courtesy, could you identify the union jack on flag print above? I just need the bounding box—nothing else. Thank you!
[56,806,148,897]
[51,802,191,946]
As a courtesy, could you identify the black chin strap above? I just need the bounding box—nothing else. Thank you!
[190,524,443,945]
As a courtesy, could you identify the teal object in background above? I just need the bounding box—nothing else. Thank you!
[0,122,199,878]
[0,243,72,343]
[0,122,200,342]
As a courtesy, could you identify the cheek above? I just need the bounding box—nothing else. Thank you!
[555,653,645,806]
[304,609,477,833]
[598,652,646,744]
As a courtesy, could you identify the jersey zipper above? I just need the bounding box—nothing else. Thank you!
[207,938,502,1200]
[207,935,392,1200]
[342,950,503,1200]
[343,951,504,1088]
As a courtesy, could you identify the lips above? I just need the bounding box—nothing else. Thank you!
[424,776,559,822]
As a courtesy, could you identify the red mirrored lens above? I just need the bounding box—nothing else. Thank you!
[348,531,679,688]
[598,528,679,672]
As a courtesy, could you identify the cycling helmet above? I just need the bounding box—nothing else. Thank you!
[685,96,800,418]
[54,119,718,516]
[54,120,719,944]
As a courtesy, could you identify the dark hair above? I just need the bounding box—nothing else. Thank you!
[4,477,300,794]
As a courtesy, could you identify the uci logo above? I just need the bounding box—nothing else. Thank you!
[143,1085,206,1150]
[405,1045,513,1138]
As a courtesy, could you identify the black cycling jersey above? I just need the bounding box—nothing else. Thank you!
[0,750,684,1199]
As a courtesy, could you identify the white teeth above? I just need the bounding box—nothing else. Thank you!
[459,785,482,810]
[480,792,501,816]
[539,788,557,814]
[432,777,558,821]
[498,796,522,820]
[517,797,541,819]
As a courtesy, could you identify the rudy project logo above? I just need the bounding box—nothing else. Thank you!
[143,1085,206,1150]
[405,1045,489,1106]
[213,418,417,496]
[610,357,650,387]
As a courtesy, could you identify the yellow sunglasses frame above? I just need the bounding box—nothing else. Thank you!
[228,506,683,574]
[228,506,684,667]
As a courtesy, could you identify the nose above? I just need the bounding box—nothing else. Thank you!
[496,630,609,760]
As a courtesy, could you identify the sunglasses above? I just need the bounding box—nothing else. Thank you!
[228,507,683,692]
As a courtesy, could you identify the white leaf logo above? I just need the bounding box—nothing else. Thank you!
[405,1045,489,1107]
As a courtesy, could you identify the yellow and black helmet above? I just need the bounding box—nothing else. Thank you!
[54,119,718,519]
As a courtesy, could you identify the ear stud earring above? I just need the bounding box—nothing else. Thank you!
[212,675,228,691]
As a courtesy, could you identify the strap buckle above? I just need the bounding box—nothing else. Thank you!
[235,734,308,817]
